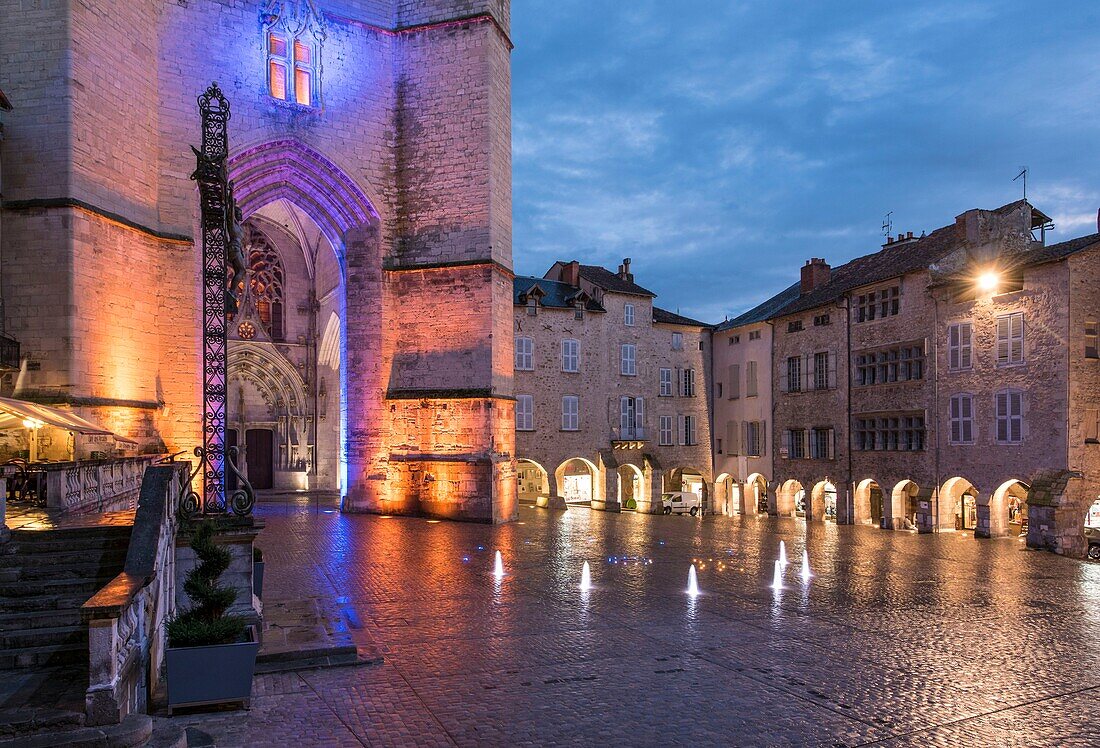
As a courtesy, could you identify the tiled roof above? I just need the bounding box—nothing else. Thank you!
[777,223,962,317]
[1018,232,1100,267]
[577,264,657,297]
[513,276,605,312]
[652,306,710,328]
[714,282,801,331]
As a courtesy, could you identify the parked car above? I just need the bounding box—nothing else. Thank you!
[1085,525,1100,561]
[662,491,702,516]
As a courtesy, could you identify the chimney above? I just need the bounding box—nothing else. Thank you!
[1096,208,1100,234]
[562,260,580,287]
[620,257,633,282]
[800,258,831,295]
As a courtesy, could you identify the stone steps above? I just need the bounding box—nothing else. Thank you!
[0,712,154,747]
[0,524,133,673]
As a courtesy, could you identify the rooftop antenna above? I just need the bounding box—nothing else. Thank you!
[881,211,893,240]
[1013,166,1028,201]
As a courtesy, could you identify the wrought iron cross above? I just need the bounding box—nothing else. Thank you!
[187,82,253,516]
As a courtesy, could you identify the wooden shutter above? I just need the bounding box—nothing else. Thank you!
[635,397,645,430]
[729,364,740,399]
[1087,409,1099,442]
[996,316,1011,363]
[828,351,837,389]
[781,429,790,458]
[760,421,766,456]
[678,415,686,445]
[827,428,836,460]
[1010,314,1024,363]
[676,367,684,396]
[727,420,739,455]
[778,361,787,393]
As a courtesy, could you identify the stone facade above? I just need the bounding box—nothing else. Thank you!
[0,0,515,522]
[750,200,1100,556]
[513,260,713,514]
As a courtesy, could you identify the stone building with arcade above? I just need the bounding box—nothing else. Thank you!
[717,199,1100,557]
[0,0,517,522]
[513,259,713,514]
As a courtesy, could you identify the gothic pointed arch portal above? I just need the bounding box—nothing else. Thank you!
[227,138,381,498]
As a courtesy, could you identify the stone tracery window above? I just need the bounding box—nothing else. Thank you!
[248,235,285,341]
[261,0,326,108]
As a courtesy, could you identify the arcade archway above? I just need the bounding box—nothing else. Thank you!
[618,463,645,510]
[556,458,600,505]
[517,459,550,504]
[854,479,883,526]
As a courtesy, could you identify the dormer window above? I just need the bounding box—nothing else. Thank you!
[262,1,325,108]
[527,297,538,316]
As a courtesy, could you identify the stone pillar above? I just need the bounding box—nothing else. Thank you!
[975,493,1009,538]
[0,476,8,542]
[592,468,620,512]
[637,466,663,515]
[85,617,120,726]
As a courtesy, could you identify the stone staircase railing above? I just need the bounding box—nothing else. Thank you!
[45,456,161,515]
[81,462,187,726]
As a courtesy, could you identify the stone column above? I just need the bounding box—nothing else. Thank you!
[637,465,664,514]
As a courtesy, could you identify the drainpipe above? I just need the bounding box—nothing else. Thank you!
[835,294,853,523]
[765,318,775,511]
[932,287,941,532]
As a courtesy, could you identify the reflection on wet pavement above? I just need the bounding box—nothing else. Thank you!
[164,501,1100,747]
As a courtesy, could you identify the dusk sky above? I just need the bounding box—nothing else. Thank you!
[510,1,1100,323]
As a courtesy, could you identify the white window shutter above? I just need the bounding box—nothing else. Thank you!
[803,354,812,391]
[678,415,686,445]
[828,351,837,389]
[996,316,1010,363]
[760,421,766,456]
[1087,410,1099,442]
[827,429,835,460]
[676,368,684,396]
[729,364,740,399]
[782,429,790,457]
[635,397,645,429]
[779,365,788,393]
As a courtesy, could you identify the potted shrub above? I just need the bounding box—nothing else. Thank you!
[252,545,264,599]
[166,521,259,711]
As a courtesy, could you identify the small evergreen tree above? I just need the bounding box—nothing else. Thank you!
[167,521,246,648]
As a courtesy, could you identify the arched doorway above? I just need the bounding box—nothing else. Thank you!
[228,139,380,505]
[556,458,599,505]
[941,477,978,532]
[667,467,708,511]
[618,463,645,510]
[854,479,882,526]
[889,480,920,531]
[1086,498,1100,560]
[746,473,768,516]
[715,473,736,516]
[517,459,550,504]
[776,479,802,517]
[988,479,1029,538]
[810,481,837,522]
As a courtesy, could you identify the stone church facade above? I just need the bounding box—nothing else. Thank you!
[0,0,517,522]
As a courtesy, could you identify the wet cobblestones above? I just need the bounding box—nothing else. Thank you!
[165,504,1100,746]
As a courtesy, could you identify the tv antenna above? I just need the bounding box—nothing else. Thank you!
[881,211,893,239]
[1013,167,1028,201]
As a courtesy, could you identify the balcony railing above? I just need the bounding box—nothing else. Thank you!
[611,426,648,447]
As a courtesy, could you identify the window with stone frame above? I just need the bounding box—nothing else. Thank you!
[516,395,534,431]
[813,351,830,390]
[561,339,580,372]
[619,396,644,439]
[1087,318,1099,359]
[855,344,924,386]
[262,1,325,107]
[855,285,900,322]
[786,356,802,393]
[995,312,1024,365]
[855,414,925,451]
[744,421,764,457]
[949,393,975,444]
[671,332,683,350]
[786,429,806,459]
[624,303,635,326]
[515,336,534,370]
[995,389,1024,444]
[746,361,758,397]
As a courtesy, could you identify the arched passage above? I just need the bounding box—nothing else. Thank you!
[517,459,550,504]
[775,479,802,517]
[745,473,767,516]
[888,480,920,531]
[715,473,736,516]
[228,139,381,502]
[854,479,882,526]
[985,479,1029,539]
[941,477,979,532]
[618,463,645,510]
[809,480,837,522]
[556,458,600,505]
[667,467,709,511]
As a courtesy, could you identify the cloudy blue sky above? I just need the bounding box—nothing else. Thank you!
[510,1,1100,323]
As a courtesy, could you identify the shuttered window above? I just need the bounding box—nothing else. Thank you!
[949,393,975,444]
[516,395,534,431]
[948,322,972,370]
[659,368,673,396]
[996,313,1024,365]
[746,361,758,397]
[561,339,579,372]
[995,390,1024,443]
[728,364,740,399]
[515,337,534,370]
[562,396,579,431]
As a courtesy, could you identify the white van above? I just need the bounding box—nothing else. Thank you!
[662,491,702,516]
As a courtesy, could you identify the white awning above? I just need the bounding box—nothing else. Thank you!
[0,397,138,443]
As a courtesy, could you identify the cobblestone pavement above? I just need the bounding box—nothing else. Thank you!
[166,501,1100,747]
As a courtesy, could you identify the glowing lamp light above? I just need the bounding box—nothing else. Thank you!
[977,271,1000,293]
[22,419,41,430]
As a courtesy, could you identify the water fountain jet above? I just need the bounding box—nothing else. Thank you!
[493,550,504,580]
[687,564,700,596]
[580,561,592,591]
[779,540,789,567]
[801,549,812,582]
[771,560,783,590]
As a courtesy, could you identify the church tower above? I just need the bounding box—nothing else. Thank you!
[0,0,517,522]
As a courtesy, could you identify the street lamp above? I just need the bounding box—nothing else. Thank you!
[977,270,1000,294]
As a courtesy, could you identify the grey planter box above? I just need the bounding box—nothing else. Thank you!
[166,625,259,712]
[253,561,264,599]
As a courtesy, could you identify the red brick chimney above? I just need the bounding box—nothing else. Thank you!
[800,258,831,295]
[562,260,580,287]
